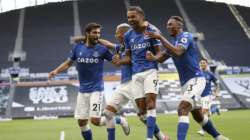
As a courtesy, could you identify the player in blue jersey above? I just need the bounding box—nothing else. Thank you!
[120,6,170,140]
[48,23,120,140]
[145,16,229,140]
[97,23,170,140]
[197,58,220,136]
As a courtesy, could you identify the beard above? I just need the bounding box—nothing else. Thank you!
[89,37,99,45]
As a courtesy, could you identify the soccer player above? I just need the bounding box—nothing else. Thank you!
[97,23,169,140]
[145,16,229,140]
[197,58,220,136]
[49,23,119,140]
[122,6,170,140]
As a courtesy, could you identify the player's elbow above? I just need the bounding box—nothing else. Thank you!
[172,49,184,57]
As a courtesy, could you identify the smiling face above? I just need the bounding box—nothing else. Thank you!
[115,28,124,43]
[87,28,101,44]
[127,10,144,30]
[200,59,208,71]
[166,18,182,37]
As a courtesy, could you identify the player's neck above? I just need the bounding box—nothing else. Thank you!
[85,39,95,47]
[135,21,148,32]
[173,29,183,37]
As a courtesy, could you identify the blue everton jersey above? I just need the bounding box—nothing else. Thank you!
[115,44,132,83]
[171,32,203,86]
[69,43,113,93]
[201,71,218,97]
[124,24,162,74]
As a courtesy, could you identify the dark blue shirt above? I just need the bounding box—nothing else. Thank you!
[124,24,162,74]
[69,43,113,93]
[171,32,203,86]
[201,71,218,97]
[115,44,132,83]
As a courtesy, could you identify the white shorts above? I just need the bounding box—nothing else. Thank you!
[74,91,104,120]
[181,77,206,109]
[201,95,212,110]
[132,69,159,100]
[107,81,137,111]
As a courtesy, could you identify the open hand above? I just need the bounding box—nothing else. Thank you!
[144,31,161,39]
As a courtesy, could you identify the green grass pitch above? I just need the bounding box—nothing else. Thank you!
[0,110,249,140]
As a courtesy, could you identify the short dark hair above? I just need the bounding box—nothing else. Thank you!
[83,22,102,34]
[170,16,184,24]
[127,6,145,17]
[200,58,208,63]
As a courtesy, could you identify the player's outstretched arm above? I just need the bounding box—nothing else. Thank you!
[146,50,171,63]
[98,39,116,50]
[145,31,185,56]
[48,59,74,79]
[112,50,131,66]
[120,50,131,65]
[213,81,220,97]
[73,36,85,43]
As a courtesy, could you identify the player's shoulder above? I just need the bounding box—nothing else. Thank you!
[147,23,160,33]
[124,28,134,38]
[72,42,83,50]
[204,71,214,77]
[181,32,193,39]
[96,43,107,49]
[96,43,109,52]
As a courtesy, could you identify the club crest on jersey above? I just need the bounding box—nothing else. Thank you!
[79,52,82,56]
[130,38,135,43]
[93,51,99,57]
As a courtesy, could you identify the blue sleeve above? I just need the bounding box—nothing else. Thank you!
[69,45,77,61]
[103,48,114,62]
[114,44,121,53]
[151,38,162,47]
[124,33,131,51]
[176,34,191,50]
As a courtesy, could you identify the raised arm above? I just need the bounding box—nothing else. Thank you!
[212,76,220,97]
[145,31,186,57]
[112,49,131,66]
[48,59,74,79]
[98,39,116,50]
[146,50,171,63]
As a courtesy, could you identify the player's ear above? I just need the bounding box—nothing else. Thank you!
[85,32,90,38]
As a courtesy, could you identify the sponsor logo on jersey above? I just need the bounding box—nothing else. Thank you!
[77,57,99,63]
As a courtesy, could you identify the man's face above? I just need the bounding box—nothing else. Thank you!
[166,18,180,36]
[199,60,208,71]
[115,28,124,43]
[87,28,101,44]
[127,10,143,29]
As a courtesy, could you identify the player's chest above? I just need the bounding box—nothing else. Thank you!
[205,74,212,83]
[76,48,103,64]
[129,34,151,51]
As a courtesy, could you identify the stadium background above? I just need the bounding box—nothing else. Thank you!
[0,0,250,139]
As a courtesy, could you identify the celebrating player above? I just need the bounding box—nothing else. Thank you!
[98,23,169,140]
[197,58,220,136]
[49,23,119,140]
[122,6,170,140]
[145,16,229,140]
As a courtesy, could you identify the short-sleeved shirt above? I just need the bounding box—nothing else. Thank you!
[115,44,132,83]
[69,43,113,93]
[124,24,162,74]
[171,32,203,86]
[201,71,218,97]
